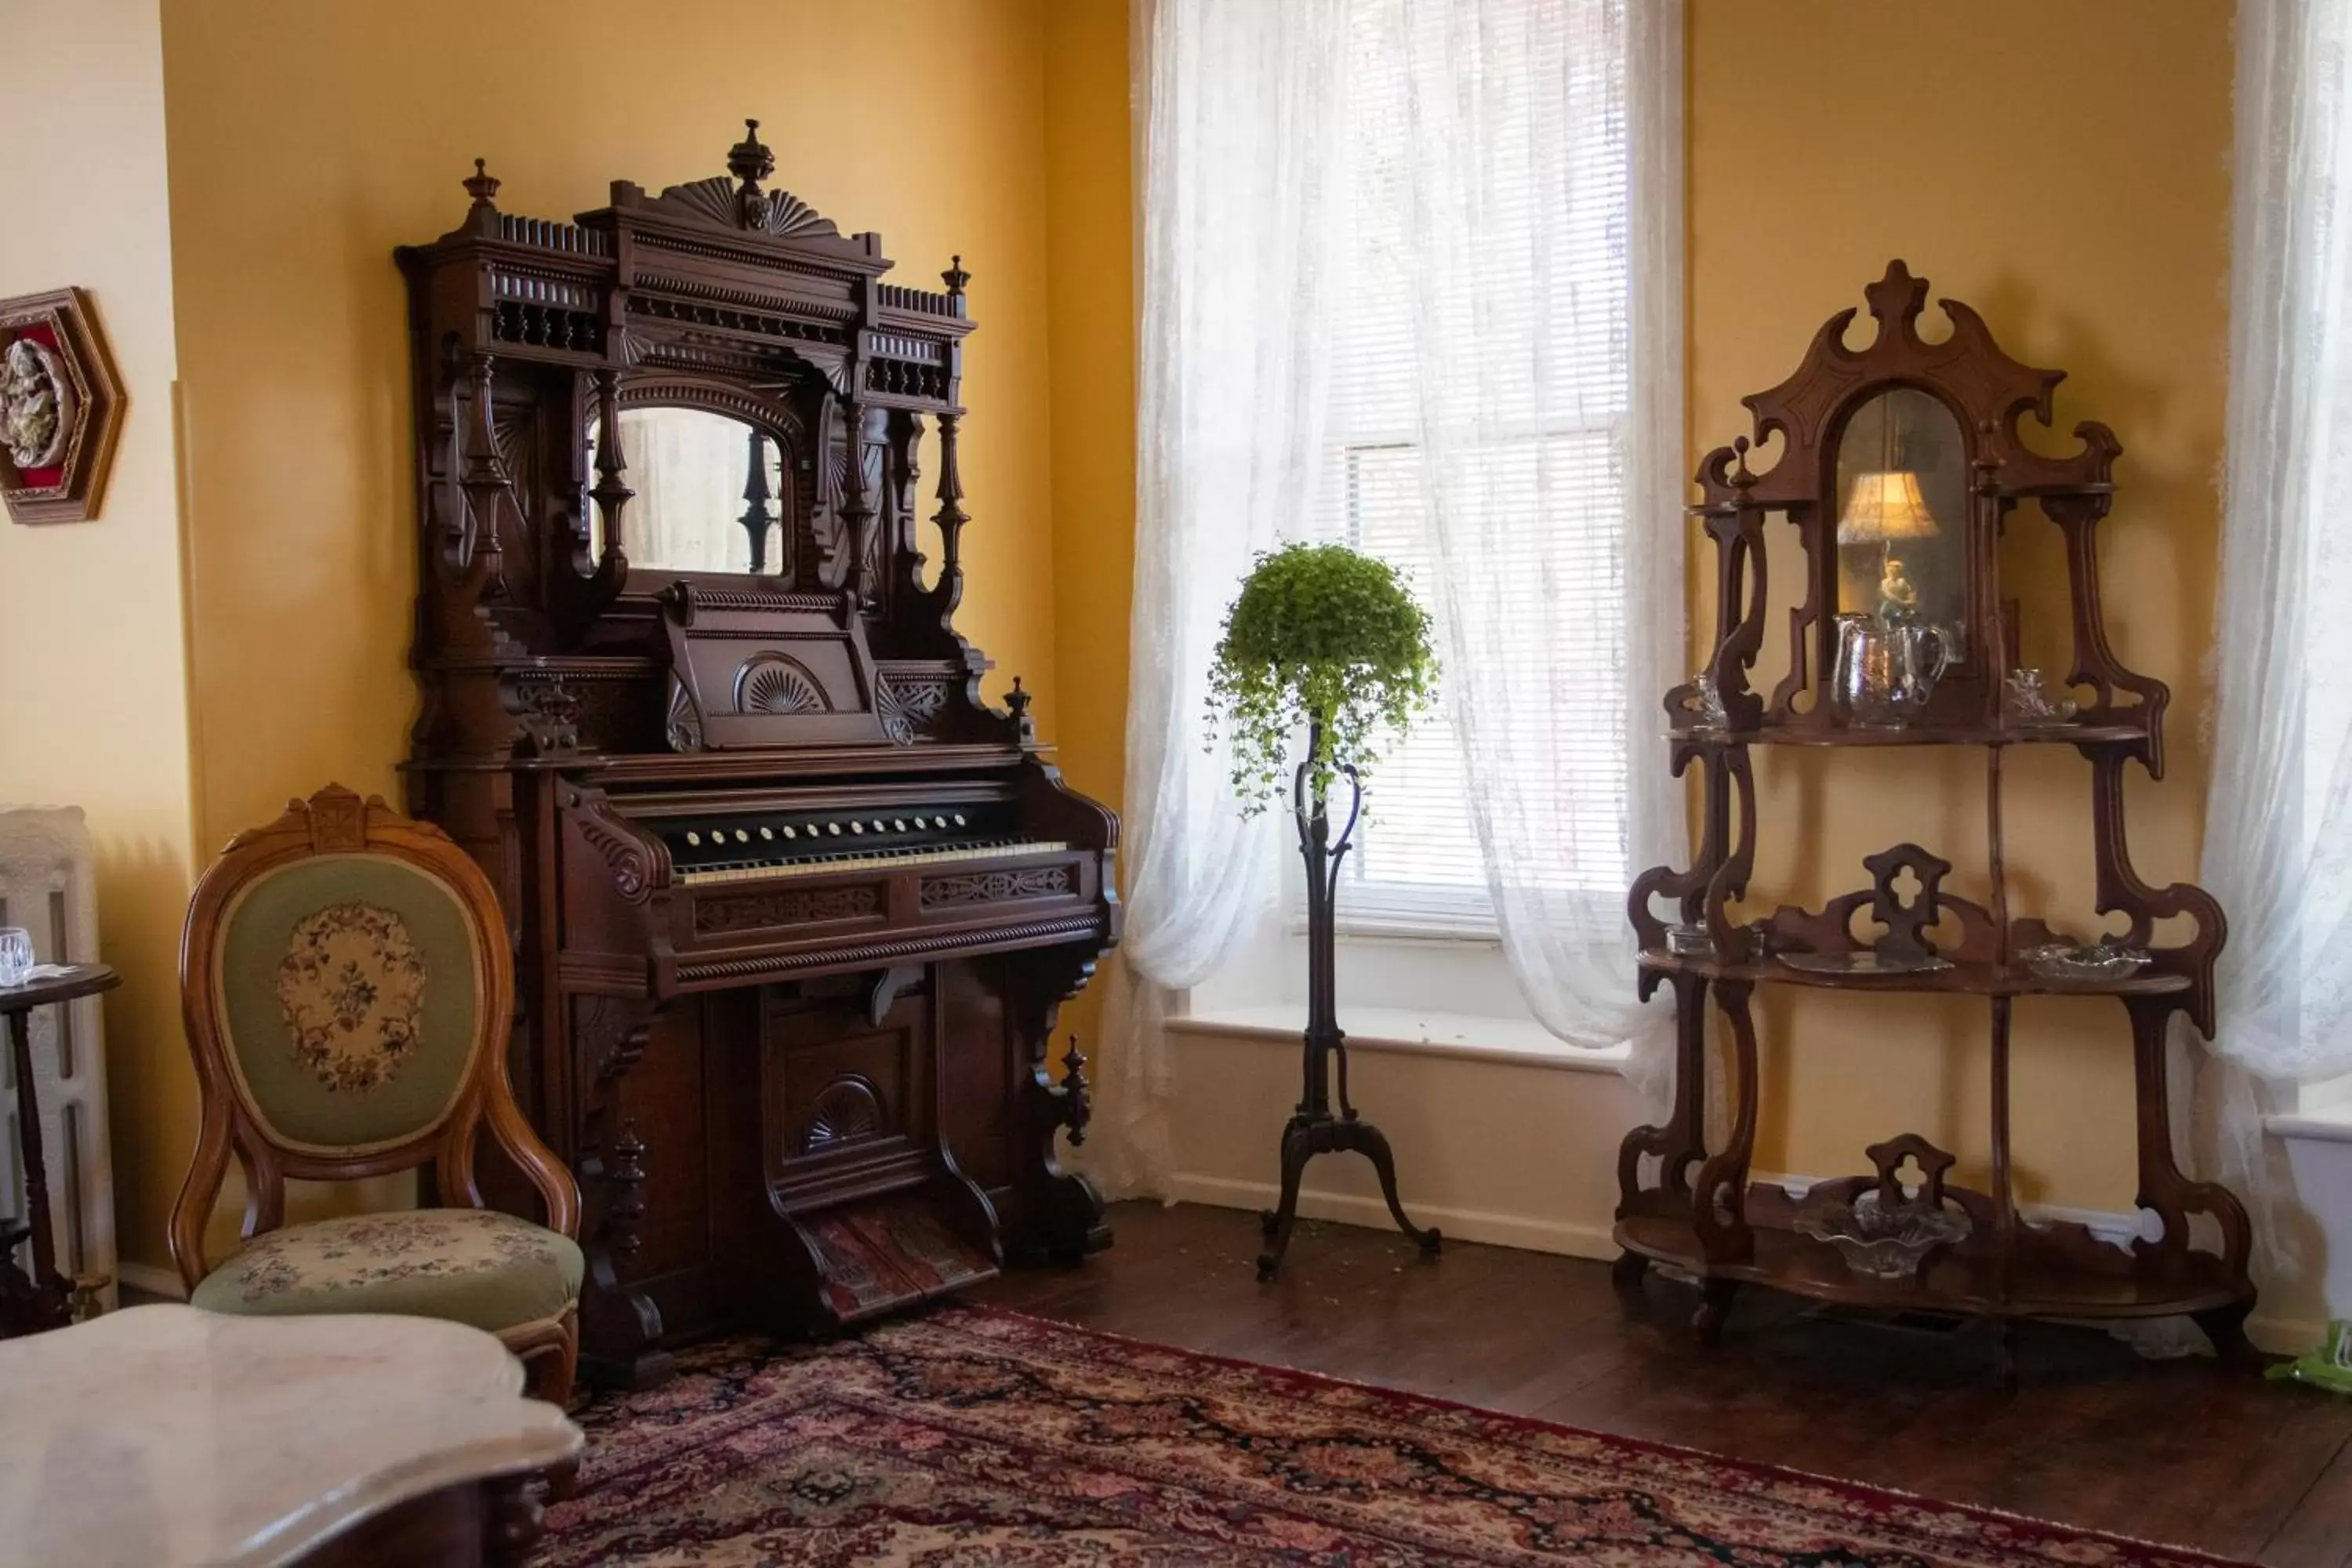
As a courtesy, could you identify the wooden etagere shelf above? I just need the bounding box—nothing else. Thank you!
[1665,720,2152,750]
[1613,263,2252,1385]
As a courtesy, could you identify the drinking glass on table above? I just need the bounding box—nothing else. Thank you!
[0,927,34,987]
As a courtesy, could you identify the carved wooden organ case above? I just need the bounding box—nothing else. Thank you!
[396,124,1117,1383]
[1616,263,2252,1374]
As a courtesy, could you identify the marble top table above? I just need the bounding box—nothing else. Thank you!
[0,1305,583,1566]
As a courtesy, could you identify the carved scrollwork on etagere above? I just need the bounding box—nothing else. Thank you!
[2120,993,2259,1365]
[1695,261,2131,731]
[2042,488,2166,771]
[570,996,670,1388]
[2083,749,2227,1025]
[1699,746,1760,963]
[1611,968,1710,1273]
[1614,264,2248,1375]
[1627,732,1748,949]
[1687,980,1759,1281]
[1676,438,1772,729]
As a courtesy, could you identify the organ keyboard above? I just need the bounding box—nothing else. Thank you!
[648,803,1066,885]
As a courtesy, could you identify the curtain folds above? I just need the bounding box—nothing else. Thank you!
[1094,0,1683,1198]
[1091,0,1351,1198]
[1389,0,1684,1109]
[2190,0,2352,1289]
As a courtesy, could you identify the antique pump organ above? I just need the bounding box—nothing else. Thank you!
[396,125,1116,1383]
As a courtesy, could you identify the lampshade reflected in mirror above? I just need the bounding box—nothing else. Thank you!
[1837,470,1940,544]
[1834,389,1967,645]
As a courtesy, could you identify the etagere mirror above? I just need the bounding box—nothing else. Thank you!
[1616,262,2249,1384]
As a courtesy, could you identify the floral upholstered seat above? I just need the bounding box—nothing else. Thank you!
[172,789,584,1403]
[190,1209,583,1335]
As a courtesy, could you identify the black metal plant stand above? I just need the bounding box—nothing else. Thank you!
[1256,722,1443,1279]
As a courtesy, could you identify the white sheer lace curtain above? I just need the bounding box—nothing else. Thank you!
[1388,0,1684,1107]
[1095,0,1682,1198]
[2192,0,2352,1287]
[1091,0,1347,1197]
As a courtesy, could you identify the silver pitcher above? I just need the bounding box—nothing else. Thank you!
[1832,612,1951,728]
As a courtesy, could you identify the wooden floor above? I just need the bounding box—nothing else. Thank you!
[971,1200,2352,1566]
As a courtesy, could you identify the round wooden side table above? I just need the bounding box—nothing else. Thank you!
[0,963,117,1338]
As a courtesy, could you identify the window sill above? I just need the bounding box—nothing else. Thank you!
[2267,1104,2352,1145]
[1170,1004,1631,1074]
[1315,922,1503,947]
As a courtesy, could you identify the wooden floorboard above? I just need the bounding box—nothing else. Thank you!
[2269,1437,2352,1568]
[971,1200,2352,1564]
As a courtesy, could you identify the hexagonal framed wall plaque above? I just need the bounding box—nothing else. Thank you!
[0,288,125,525]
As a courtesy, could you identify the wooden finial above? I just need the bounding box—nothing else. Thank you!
[463,158,501,208]
[727,117,775,190]
[1007,677,1036,744]
[942,255,971,311]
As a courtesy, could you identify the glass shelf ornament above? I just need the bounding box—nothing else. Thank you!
[2004,667,2078,727]
[1795,1189,1973,1279]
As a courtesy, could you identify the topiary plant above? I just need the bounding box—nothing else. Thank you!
[1205,543,1439,811]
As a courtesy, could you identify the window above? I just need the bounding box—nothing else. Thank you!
[1303,0,1633,938]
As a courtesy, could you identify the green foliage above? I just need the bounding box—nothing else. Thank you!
[1205,543,1439,809]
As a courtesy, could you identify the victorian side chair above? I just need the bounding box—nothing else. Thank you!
[169,786,583,1404]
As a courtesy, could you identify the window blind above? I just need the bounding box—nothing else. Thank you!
[1308,0,1632,935]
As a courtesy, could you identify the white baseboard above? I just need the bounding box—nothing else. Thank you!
[2249,1313,2326,1356]
[1171,1172,1620,1261]
[116,1261,187,1301]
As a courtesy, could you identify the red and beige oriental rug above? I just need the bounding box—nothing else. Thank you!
[539,1305,2245,1567]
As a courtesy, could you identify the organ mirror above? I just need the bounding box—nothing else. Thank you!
[586,407,791,577]
[1832,386,1968,658]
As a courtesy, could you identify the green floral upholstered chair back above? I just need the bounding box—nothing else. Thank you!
[170,787,579,1287]
[213,851,479,1152]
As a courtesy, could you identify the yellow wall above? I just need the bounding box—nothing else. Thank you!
[148,0,1066,1266]
[1690,0,2234,1207]
[0,0,201,1282]
[1043,0,1138,1051]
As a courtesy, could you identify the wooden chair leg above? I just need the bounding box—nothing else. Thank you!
[523,1308,580,1408]
[518,1311,583,1501]
[508,1307,580,1409]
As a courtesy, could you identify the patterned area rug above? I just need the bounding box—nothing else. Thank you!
[540,1305,2248,1566]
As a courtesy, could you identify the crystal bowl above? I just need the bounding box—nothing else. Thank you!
[2020,942,2150,982]
[1664,922,1714,958]
[1794,1191,1972,1279]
